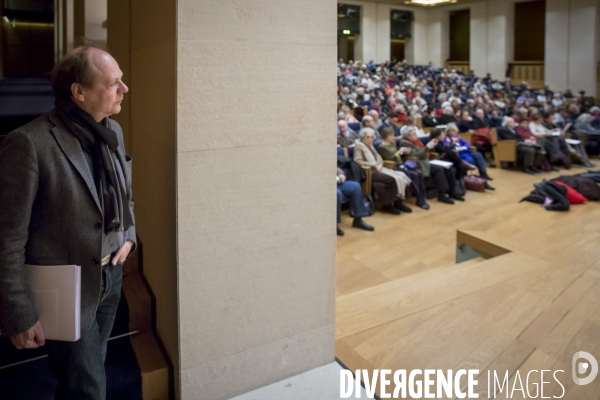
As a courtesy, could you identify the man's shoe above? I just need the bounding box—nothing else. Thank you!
[464,161,477,170]
[484,182,496,190]
[450,194,465,201]
[395,201,412,213]
[583,160,596,168]
[337,226,344,236]
[417,202,430,210]
[551,166,560,172]
[352,218,374,231]
[524,167,536,175]
[482,174,493,181]
[438,196,455,205]
[531,167,542,173]
[382,205,401,215]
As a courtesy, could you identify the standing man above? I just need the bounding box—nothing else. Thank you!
[0,45,136,399]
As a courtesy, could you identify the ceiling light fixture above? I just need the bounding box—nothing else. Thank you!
[404,0,457,6]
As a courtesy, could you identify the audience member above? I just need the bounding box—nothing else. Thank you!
[337,120,359,148]
[336,168,374,236]
[400,127,464,204]
[377,127,430,210]
[354,128,412,214]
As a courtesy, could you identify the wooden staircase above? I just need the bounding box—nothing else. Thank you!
[122,238,171,400]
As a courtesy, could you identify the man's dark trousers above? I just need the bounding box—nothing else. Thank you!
[48,262,122,400]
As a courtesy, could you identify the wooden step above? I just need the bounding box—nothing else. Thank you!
[336,252,548,339]
[131,332,170,400]
[122,274,153,333]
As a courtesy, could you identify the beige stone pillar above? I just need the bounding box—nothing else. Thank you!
[176,0,337,398]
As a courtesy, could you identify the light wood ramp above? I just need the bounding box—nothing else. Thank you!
[336,165,600,399]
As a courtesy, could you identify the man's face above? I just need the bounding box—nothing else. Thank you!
[476,110,484,120]
[78,49,128,121]
[338,122,348,135]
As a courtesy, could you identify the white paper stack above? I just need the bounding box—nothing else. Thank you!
[24,264,81,342]
[429,160,453,169]
[565,138,582,145]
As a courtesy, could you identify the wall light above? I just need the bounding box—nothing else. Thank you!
[404,0,457,6]
[343,30,351,35]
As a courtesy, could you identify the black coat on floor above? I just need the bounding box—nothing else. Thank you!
[520,180,570,211]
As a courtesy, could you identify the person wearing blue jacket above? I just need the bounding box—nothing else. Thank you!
[444,124,495,190]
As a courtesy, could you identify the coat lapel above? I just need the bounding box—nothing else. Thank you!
[48,110,102,213]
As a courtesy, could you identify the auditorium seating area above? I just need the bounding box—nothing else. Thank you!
[336,60,600,228]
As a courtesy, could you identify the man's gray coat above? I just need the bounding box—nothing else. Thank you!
[0,109,136,337]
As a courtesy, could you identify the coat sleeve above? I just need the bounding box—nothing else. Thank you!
[0,131,40,336]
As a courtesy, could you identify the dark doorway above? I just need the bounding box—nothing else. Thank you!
[449,9,470,61]
[514,0,545,61]
[390,39,405,62]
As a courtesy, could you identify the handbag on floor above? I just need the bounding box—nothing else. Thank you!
[464,175,486,192]
[349,195,375,217]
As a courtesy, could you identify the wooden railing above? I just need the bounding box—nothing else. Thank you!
[445,60,470,75]
[510,61,544,89]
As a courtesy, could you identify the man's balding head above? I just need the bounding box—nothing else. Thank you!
[338,120,348,134]
[52,46,128,122]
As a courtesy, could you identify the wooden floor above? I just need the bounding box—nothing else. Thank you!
[336,163,600,399]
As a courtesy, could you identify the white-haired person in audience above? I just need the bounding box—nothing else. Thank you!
[498,117,546,174]
[361,116,382,145]
[337,120,359,149]
[354,128,413,215]
[368,110,383,130]
[400,126,464,205]
[438,105,456,125]
[336,167,374,236]
[377,126,430,210]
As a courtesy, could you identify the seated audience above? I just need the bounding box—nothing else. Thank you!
[470,109,493,155]
[400,117,426,137]
[343,105,359,123]
[368,110,383,130]
[438,106,456,125]
[337,120,359,148]
[378,112,401,137]
[444,125,494,188]
[521,116,571,169]
[336,168,374,236]
[427,126,469,180]
[400,127,464,204]
[498,117,547,174]
[458,111,473,133]
[377,127,430,210]
[544,113,594,168]
[354,128,413,215]
[422,106,440,127]
[487,110,502,128]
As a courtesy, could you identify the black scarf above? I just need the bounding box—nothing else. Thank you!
[56,98,133,234]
